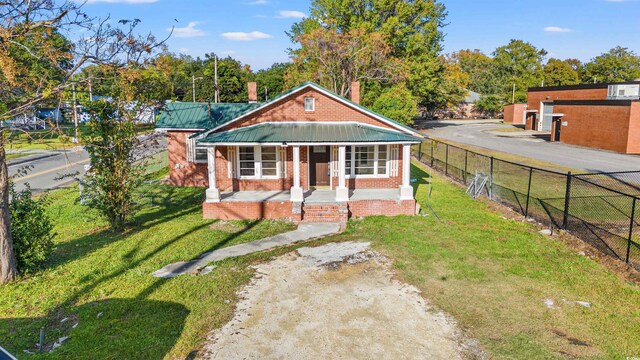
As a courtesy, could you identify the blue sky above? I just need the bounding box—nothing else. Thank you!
[79,0,640,70]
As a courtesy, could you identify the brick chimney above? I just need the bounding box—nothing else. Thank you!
[350,81,360,104]
[248,82,258,103]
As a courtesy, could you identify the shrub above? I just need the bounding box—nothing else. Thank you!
[10,184,55,274]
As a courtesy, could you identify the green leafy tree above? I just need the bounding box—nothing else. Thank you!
[543,58,580,86]
[584,46,640,83]
[474,94,503,118]
[492,39,547,102]
[371,84,419,125]
[287,0,447,107]
[450,49,501,95]
[255,63,290,101]
[81,100,144,231]
[9,185,54,274]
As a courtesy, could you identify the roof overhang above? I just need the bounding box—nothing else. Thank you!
[198,141,420,147]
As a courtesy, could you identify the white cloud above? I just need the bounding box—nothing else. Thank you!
[221,50,236,55]
[85,0,157,3]
[255,14,267,18]
[221,31,272,41]
[276,10,306,19]
[247,0,268,4]
[169,22,207,38]
[544,26,572,33]
[178,48,189,54]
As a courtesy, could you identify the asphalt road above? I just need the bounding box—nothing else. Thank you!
[424,122,640,173]
[9,133,167,193]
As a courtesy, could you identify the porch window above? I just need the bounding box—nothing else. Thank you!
[239,146,256,177]
[354,146,375,175]
[195,148,208,162]
[345,145,388,178]
[236,146,280,179]
[261,146,278,177]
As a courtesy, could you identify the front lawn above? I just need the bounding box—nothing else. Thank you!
[0,185,294,358]
[0,162,638,359]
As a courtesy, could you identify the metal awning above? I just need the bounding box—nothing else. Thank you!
[196,122,423,146]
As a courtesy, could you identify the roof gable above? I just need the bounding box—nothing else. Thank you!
[212,82,420,136]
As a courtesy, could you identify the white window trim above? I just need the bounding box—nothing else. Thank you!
[304,97,315,112]
[345,145,389,179]
[187,137,208,163]
[236,146,281,180]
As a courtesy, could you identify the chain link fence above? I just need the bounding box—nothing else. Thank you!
[414,139,640,270]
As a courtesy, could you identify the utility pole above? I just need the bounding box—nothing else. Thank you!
[214,55,219,103]
[88,78,93,101]
[264,86,268,101]
[72,74,78,143]
[192,75,203,102]
[512,83,516,104]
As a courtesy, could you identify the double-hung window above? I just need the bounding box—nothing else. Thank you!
[237,146,279,179]
[345,145,388,177]
[187,137,208,163]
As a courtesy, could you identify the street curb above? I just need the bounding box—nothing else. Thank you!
[8,153,59,167]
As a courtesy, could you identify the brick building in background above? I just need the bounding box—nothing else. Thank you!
[156,82,423,225]
[506,82,640,154]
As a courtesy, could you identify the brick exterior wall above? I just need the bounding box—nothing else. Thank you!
[503,104,527,124]
[552,103,636,153]
[527,88,609,112]
[167,133,403,189]
[218,88,399,132]
[203,200,293,220]
[202,198,416,220]
[347,199,416,217]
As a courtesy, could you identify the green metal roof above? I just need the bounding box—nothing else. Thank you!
[197,123,422,145]
[156,102,261,129]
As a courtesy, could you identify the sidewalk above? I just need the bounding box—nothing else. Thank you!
[152,222,342,278]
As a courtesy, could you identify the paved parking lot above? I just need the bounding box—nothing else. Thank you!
[424,122,640,173]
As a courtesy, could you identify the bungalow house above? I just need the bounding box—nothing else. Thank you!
[156,81,423,224]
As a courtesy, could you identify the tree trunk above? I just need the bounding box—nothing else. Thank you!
[0,141,17,283]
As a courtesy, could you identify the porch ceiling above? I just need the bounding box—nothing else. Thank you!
[197,122,422,145]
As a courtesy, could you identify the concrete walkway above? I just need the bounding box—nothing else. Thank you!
[152,222,342,278]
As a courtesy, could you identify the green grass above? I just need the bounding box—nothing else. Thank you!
[329,162,640,358]
[0,162,639,359]
[0,184,295,359]
[486,125,526,133]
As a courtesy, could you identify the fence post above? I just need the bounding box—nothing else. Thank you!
[445,143,449,176]
[489,156,494,200]
[463,150,468,185]
[525,167,533,217]
[627,197,637,264]
[418,143,422,161]
[563,171,573,229]
[430,140,434,167]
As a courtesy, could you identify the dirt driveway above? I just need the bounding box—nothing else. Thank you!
[203,242,482,359]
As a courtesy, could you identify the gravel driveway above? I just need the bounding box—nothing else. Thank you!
[203,242,482,359]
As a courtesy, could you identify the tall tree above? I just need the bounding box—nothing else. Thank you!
[0,0,164,282]
[287,27,400,97]
[492,39,547,103]
[584,46,640,83]
[287,0,447,105]
[450,49,501,95]
[255,63,290,101]
[543,58,580,86]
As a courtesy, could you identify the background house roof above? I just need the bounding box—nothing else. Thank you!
[156,102,260,129]
[197,123,423,145]
[464,90,482,103]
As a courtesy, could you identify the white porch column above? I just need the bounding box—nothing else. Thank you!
[336,145,349,201]
[206,146,220,202]
[399,144,413,200]
[291,145,304,202]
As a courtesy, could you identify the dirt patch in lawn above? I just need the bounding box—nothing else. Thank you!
[203,242,483,359]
